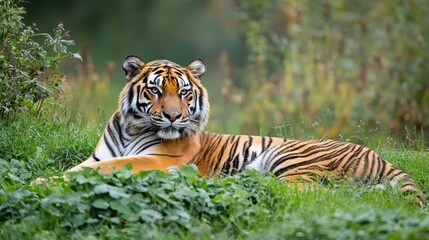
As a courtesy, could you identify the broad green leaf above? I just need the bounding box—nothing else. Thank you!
[107,186,131,199]
[71,213,86,228]
[140,209,163,223]
[180,164,199,178]
[93,183,110,194]
[74,174,88,184]
[110,200,130,213]
[77,203,90,213]
[92,199,109,209]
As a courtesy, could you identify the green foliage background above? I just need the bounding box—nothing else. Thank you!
[23,0,429,143]
[232,0,429,140]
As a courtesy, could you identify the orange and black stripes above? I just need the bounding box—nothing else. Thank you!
[190,134,424,205]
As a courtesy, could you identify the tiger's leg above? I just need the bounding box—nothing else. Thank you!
[33,155,188,184]
[33,157,103,183]
[279,167,328,191]
[67,155,187,174]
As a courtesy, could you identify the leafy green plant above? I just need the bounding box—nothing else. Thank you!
[0,0,80,118]
[0,115,428,239]
[0,166,280,238]
[1,161,428,239]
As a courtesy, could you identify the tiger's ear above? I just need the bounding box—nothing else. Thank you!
[187,59,206,78]
[122,55,145,81]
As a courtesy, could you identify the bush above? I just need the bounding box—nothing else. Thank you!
[219,0,429,141]
[1,161,428,239]
[0,0,80,118]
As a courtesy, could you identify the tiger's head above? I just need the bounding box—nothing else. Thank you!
[119,55,209,140]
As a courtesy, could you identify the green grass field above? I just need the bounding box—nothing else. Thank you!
[1,115,429,239]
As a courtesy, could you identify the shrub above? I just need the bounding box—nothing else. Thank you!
[220,0,429,141]
[0,0,80,118]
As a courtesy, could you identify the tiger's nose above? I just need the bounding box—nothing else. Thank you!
[162,111,181,122]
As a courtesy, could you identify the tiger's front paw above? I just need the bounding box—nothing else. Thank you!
[31,176,66,185]
[32,177,48,184]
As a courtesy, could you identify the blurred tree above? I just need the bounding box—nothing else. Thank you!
[220,0,429,142]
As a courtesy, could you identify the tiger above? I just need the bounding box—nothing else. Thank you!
[65,55,425,206]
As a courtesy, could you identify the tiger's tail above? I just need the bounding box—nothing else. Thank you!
[381,165,425,207]
[341,154,425,207]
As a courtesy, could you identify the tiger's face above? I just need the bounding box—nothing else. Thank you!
[119,56,209,140]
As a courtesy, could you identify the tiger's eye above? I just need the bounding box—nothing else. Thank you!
[150,87,160,95]
[180,89,189,96]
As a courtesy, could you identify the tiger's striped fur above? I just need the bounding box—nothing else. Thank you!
[67,56,425,206]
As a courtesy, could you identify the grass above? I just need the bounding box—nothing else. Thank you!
[0,114,103,176]
[1,114,429,239]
